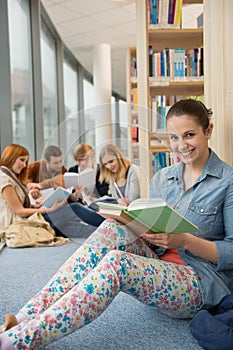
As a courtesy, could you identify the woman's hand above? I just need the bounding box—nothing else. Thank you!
[28,187,41,199]
[141,231,218,264]
[46,198,68,213]
[27,182,41,190]
[69,185,83,201]
[117,198,131,206]
[140,232,187,249]
[32,197,43,209]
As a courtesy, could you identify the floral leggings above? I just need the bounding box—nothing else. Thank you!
[5,219,203,349]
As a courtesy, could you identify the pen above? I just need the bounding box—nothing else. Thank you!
[113,182,124,198]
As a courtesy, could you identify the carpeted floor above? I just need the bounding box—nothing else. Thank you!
[0,227,202,350]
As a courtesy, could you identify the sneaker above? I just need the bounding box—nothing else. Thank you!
[0,324,6,334]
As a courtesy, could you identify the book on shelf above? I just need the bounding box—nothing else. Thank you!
[151,95,170,132]
[152,152,169,172]
[97,198,199,237]
[42,187,72,208]
[131,87,138,108]
[174,0,183,27]
[130,56,137,77]
[64,167,95,189]
[148,0,182,28]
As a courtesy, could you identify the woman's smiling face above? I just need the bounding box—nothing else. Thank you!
[167,114,213,166]
[11,156,29,175]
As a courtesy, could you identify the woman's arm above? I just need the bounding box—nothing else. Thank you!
[3,185,66,217]
[125,165,140,201]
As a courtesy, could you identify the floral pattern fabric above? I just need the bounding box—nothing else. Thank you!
[5,219,203,349]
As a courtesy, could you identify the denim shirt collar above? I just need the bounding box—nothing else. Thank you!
[166,149,223,184]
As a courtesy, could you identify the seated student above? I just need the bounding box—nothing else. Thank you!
[65,143,141,226]
[68,143,109,197]
[27,145,67,193]
[98,143,140,206]
[1,99,233,350]
[0,144,96,238]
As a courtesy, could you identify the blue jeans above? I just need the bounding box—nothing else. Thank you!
[43,202,104,235]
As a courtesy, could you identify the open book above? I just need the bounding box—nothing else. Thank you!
[64,168,95,189]
[29,188,55,206]
[97,198,199,236]
[42,187,71,208]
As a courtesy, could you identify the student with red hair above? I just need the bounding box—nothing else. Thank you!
[0,144,93,237]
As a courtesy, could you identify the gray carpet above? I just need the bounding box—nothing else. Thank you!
[0,228,202,350]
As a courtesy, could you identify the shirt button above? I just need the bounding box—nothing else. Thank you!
[200,209,204,213]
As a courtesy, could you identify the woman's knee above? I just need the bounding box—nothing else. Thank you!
[102,250,128,266]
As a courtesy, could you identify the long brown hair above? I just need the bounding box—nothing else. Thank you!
[99,144,132,184]
[166,99,213,132]
[0,144,29,185]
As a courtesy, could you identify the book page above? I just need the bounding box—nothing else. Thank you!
[64,168,95,189]
[42,187,71,208]
[97,202,127,210]
[127,198,166,211]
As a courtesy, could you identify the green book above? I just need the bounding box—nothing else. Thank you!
[97,198,199,234]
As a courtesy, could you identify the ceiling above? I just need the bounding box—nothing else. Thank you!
[41,0,203,99]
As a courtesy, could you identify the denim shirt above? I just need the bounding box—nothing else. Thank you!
[149,149,233,309]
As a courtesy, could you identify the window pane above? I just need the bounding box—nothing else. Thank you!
[83,79,96,146]
[40,21,58,145]
[8,0,35,157]
[63,60,79,168]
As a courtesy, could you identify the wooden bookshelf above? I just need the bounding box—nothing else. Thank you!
[149,80,204,96]
[133,0,203,195]
[148,28,203,52]
[127,47,139,163]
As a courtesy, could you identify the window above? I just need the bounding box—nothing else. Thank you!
[63,59,79,167]
[40,20,58,146]
[83,79,96,147]
[8,0,35,156]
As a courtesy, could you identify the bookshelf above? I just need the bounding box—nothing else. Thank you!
[133,0,204,195]
[127,47,139,164]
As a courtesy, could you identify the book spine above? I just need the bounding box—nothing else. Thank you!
[149,45,153,77]
[150,0,158,25]
[168,0,175,24]
[174,0,182,27]
[165,48,170,77]
[161,0,169,26]
[199,47,204,76]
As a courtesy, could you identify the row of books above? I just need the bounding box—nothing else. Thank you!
[149,46,204,79]
[150,94,204,133]
[151,95,173,132]
[130,57,137,78]
[148,0,183,28]
[130,87,138,109]
[152,151,170,172]
[152,150,181,173]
